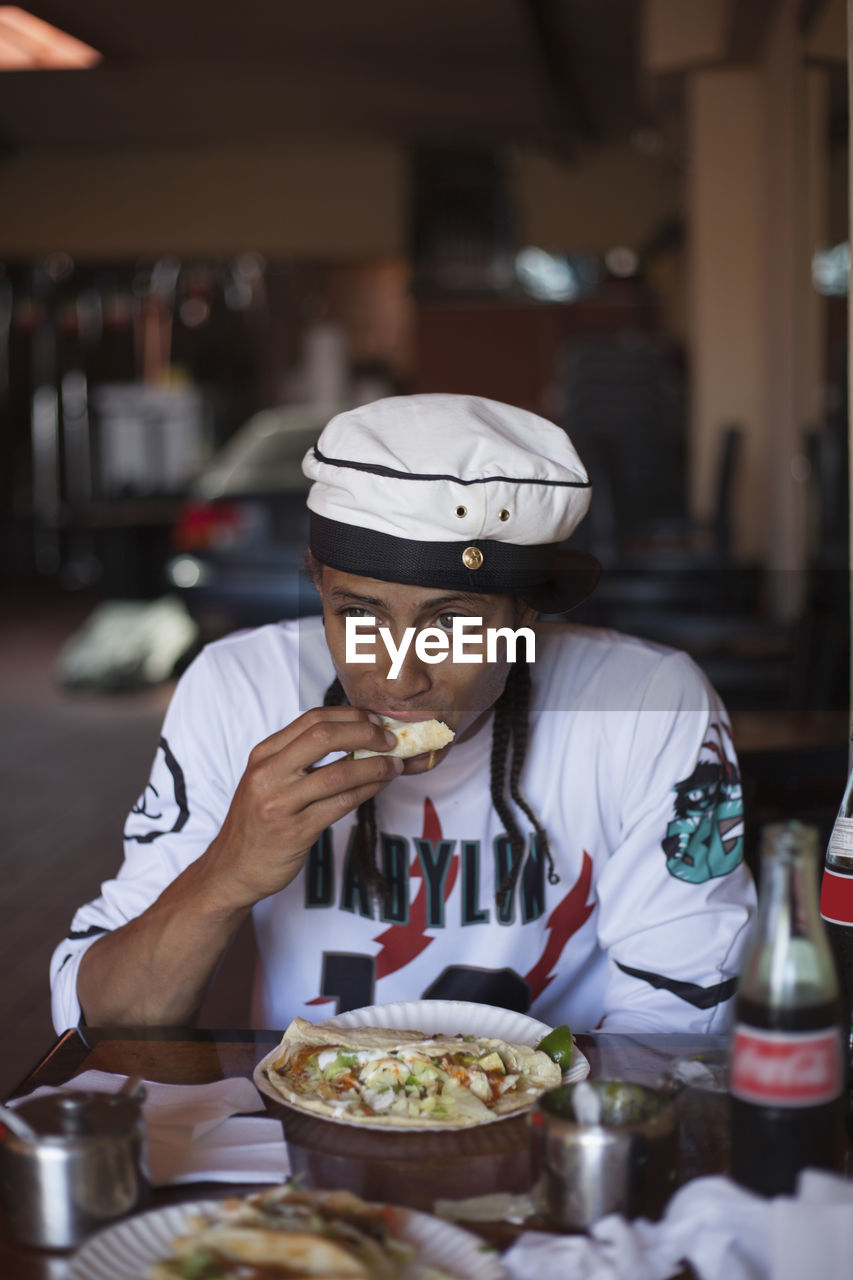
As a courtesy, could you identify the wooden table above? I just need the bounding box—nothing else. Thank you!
[1,1028,732,1278]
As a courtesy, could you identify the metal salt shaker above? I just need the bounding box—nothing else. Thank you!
[0,1088,148,1250]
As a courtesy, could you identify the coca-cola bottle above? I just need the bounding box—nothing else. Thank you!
[729,820,846,1195]
[820,747,853,1137]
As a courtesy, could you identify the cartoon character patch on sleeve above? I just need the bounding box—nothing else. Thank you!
[661,722,744,884]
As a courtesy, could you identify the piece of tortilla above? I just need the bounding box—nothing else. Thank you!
[352,716,454,759]
[150,1187,403,1279]
[167,1227,370,1275]
[262,1017,562,1128]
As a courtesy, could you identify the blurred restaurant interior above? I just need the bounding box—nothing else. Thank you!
[0,0,850,1090]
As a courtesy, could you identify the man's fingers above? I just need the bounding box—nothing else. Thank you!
[293,718,399,773]
[275,751,402,818]
[303,768,404,833]
[306,751,404,803]
[243,749,401,828]
[251,754,401,855]
[248,706,395,767]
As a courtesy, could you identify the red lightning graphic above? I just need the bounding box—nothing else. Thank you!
[524,850,595,1001]
[373,796,459,979]
[305,798,456,1006]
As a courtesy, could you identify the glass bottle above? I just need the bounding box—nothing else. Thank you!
[729,821,845,1195]
[820,741,853,1137]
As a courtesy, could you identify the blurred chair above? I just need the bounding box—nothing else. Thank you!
[564,370,793,712]
[582,420,742,572]
[788,413,850,710]
[560,335,688,559]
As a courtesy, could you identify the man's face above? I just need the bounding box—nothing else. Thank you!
[316,566,536,775]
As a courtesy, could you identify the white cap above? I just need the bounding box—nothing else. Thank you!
[303,393,600,612]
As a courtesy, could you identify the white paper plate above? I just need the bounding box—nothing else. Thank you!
[254,999,589,1127]
[68,1196,510,1279]
[324,999,554,1043]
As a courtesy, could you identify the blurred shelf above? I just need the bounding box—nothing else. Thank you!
[730,709,849,754]
[59,498,184,529]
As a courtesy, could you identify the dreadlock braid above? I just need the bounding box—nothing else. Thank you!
[322,659,557,914]
[489,666,524,912]
[323,676,388,900]
[499,661,559,909]
[508,664,556,876]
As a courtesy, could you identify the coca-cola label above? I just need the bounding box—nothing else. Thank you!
[820,868,853,926]
[730,1024,842,1106]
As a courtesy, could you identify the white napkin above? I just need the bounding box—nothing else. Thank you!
[770,1170,853,1280]
[502,1171,853,1280]
[12,1069,289,1187]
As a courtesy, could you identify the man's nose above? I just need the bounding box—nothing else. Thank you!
[375,629,434,696]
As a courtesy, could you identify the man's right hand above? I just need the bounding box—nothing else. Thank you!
[77,706,401,1027]
[200,706,402,909]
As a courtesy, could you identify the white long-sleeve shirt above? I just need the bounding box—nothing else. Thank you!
[50,616,755,1034]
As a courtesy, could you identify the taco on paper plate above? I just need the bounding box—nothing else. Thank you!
[148,1184,444,1279]
[351,716,454,760]
[261,1017,562,1128]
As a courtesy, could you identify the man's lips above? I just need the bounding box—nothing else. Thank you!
[369,708,444,724]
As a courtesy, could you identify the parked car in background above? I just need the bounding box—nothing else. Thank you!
[165,403,343,639]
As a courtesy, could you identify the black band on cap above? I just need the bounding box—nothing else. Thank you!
[309,513,557,594]
[309,512,603,615]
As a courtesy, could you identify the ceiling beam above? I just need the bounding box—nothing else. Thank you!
[797,0,833,35]
[727,0,783,62]
[521,0,599,154]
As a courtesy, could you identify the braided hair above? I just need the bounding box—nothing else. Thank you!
[324,660,559,911]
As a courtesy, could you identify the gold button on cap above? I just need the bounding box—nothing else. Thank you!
[462,546,484,570]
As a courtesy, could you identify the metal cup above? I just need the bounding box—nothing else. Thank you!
[529,1079,679,1232]
[0,1090,148,1250]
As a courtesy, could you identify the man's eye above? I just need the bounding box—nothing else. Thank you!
[343,607,377,623]
[436,613,459,632]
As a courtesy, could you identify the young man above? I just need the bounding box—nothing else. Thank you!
[50,394,754,1035]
